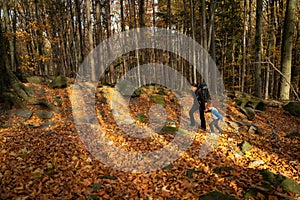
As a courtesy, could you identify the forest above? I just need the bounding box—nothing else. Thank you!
[0,0,300,199]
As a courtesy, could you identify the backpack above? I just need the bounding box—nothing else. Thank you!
[195,82,210,103]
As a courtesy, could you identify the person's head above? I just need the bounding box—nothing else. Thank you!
[206,100,213,109]
[200,82,208,90]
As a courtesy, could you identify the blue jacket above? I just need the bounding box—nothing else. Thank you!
[209,107,224,121]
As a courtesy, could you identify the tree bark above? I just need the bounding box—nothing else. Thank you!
[279,0,298,100]
[254,0,263,98]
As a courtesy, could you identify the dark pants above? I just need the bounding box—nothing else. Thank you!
[189,100,206,130]
[209,119,222,133]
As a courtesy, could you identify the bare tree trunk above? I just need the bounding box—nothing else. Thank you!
[201,0,208,82]
[208,0,217,94]
[254,0,263,98]
[190,0,197,85]
[86,0,96,81]
[75,0,84,63]
[241,0,247,92]
[3,0,16,72]
[279,0,299,100]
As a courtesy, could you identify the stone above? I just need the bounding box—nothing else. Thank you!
[49,75,68,89]
[238,141,252,153]
[248,124,259,134]
[15,109,33,120]
[284,101,300,117]
[44,131,55,136]
[152,95,166,107]
[36,111,54,119]
[136,113,148,123]
[240,106,255,120]
[26,76,44,84]
[280,178,300,194]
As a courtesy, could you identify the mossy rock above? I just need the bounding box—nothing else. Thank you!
[132,87,146,97]
[284,101,300,117]
[54,97,62,107]
[26,76,44,84]
[240,106,255,120]
[16,109,33,120]
[136,113,148,123]
[152,95,166,107]
[213,166,234,174]
[49,75,68,89]
[36,111,54,119]
[280,177,300,194]
[244,188,258,199]
[259,170,300,194]
[238,141,252,153]
[156,87,168,95]
[161,126,178,134]
[199,191,237,200]
[162,164,174,170]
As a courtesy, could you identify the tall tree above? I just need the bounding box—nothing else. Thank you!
[241,0,247,92]
[279,0,299,100]
[254,0,263,98]
[3,0,17,72]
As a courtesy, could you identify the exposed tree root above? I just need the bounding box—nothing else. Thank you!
[2,69,59,113]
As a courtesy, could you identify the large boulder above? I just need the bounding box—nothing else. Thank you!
[240,106,255,120]
[259,169,300,194]
[27,76,45,84]
[284,101,300,117]
[49,75,68,89]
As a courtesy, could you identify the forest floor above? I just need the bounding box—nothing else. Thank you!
[0,81,300,200]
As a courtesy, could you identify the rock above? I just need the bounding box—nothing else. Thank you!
[186,169,198,178]
[162,164,174,170]
[53,96,62,107]
[240,106,255,120]
[199,191,237,200]
[226,121,240,131]
[235,97,265,110]
[259,170,300,194]
[248,124,259,134]
[132,87,146,97]
[136,113,148,123]
[243,188,258,199]
[152,95,166,107]
[280,178,300,194]
[15,109,33,120]
[36,111,54,119]
[41,121,56,127]
[263,100,283,107]
[284,101,300,117]
[49,75,68,89]
[44,131,55,136]
[26,76,44,84]
[100,175,117,180]
[213,166,234,174]
[238,141,252,153]
[160,125,178,134]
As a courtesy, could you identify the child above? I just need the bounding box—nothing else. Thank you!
[205,101,224,134]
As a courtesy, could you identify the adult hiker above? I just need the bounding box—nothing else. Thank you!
[189,82,211,130]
